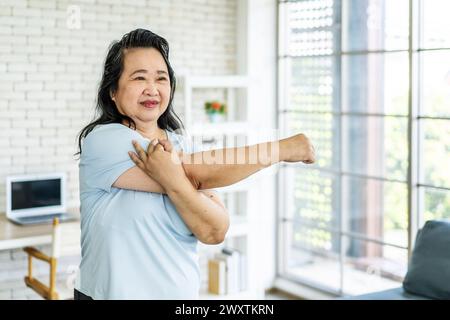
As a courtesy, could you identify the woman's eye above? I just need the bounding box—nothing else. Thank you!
[135,77,146,80]
[158,77,167,81]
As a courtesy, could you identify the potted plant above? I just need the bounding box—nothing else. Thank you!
[204,101,227,123]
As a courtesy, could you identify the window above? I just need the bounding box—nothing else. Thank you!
[277,0,450,296]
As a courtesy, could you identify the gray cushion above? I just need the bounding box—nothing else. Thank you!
[402,220,450,300]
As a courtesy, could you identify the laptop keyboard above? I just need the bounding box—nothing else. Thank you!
[16,213,70,225]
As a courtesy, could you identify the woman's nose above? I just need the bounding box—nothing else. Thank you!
[143,83,158,96]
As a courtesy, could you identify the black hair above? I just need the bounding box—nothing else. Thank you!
[76,28,184,156]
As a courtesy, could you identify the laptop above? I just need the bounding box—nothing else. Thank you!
[5,172,76,225]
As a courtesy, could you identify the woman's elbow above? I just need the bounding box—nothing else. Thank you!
[200,231,226,245]
[199,224,229,245]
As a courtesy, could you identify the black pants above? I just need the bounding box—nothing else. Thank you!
[74,289,94,300]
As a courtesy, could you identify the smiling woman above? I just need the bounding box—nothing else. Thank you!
[75,28,315,300]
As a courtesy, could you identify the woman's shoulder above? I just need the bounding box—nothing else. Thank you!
[82,123,139,153]
[91,123,131,134]
[166,128,184,141]
[86,123,138,140]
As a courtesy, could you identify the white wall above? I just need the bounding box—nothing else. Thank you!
[0,0,238,299]
[243,0,278,291]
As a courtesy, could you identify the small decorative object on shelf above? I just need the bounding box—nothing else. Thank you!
[205,101,227,123]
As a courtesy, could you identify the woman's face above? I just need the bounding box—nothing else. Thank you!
[112,47,171,127]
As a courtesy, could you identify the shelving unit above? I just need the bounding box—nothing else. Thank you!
[180,75,250,127]
[178,74,264,300]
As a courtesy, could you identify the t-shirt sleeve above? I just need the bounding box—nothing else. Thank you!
[79,124,148,193]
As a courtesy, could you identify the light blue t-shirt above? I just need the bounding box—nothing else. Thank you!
[76,123,201,299]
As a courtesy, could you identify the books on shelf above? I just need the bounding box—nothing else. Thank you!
[208,247,246,295]
[208,259,226,295]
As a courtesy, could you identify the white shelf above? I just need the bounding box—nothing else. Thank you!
[187,121,252,136]
[180,74,250,135]
[227,216,248,238]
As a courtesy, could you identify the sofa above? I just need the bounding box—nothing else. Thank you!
[342,219,450,300]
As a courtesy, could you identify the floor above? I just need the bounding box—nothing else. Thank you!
[264,288,302,300]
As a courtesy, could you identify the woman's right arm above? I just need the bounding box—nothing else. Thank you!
[113,133,315,193]
[113,166,166,193]
[181,133,314,190]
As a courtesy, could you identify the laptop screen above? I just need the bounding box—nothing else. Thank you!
[11,179,61,210]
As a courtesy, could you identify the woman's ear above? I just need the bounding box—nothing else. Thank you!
[110,90,115,101]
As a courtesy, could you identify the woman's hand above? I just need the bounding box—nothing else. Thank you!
[280,133,316,164]
[128,139,191,193]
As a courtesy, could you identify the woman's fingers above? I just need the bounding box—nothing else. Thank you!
[147,139,160,154]
[128,151,145,170]
[132,140,148,161]
[158,139,173,152]
[155,144,165,152]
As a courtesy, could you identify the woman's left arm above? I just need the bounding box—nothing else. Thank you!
[130,139,229,245]
[166,181,230,244]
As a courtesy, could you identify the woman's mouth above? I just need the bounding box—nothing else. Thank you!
[140,101,158,109]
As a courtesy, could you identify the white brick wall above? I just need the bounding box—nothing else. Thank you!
[0,0,237,299]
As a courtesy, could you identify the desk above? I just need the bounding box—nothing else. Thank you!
[0,209,80,251]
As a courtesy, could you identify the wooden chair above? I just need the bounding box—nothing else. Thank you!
[23,218,81,300]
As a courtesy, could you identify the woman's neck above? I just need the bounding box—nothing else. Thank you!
[137,126,167,141]
[122,119,167,141]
